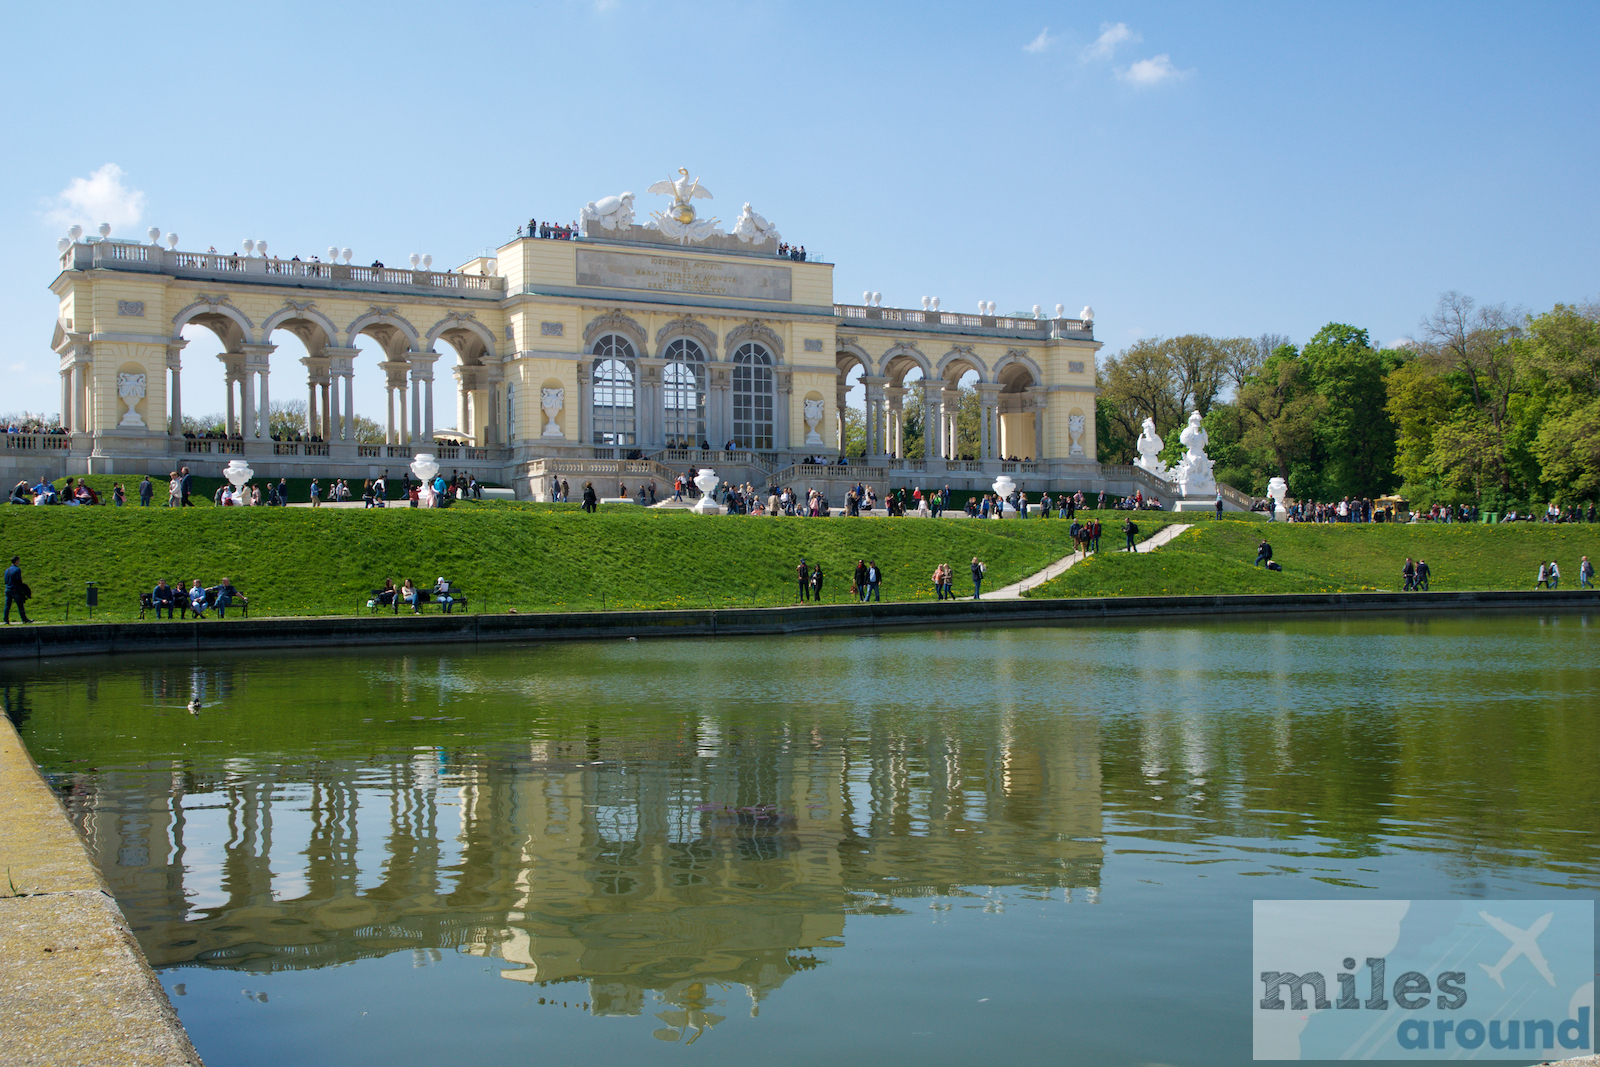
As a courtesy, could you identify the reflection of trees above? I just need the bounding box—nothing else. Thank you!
[56,711,1104,1022]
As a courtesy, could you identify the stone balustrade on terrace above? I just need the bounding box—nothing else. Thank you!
[834,303,1093,339]
[58,241,505,299]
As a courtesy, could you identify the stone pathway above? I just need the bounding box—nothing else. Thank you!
[985,523,1194,599]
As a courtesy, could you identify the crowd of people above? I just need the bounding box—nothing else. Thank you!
[520,217,579,241]
[775,243,809,261]
[148,576,243,619]
[3,421,65,435]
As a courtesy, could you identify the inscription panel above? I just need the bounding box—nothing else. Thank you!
[577,250,792,302]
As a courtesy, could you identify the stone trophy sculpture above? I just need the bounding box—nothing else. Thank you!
[1268,476,1288,520]
[540,388,565,438]
[1133,417,1169,479]
[691,468,721,514]
[992,474,1018,516]
[646,168,722,243]
[580,193,635,233]
[117,372,147,428]
[1068,414,1086,456]
[803,398,824,445]
[731,203,781,245]
[411,453,440,507]
[1169,411,1216,500]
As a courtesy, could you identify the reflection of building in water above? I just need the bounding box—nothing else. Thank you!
[59,713,1101,1022]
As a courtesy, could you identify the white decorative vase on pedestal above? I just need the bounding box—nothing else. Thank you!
[540,388,565,438]
[691,468,721,514]
[117,372,148,428]
[1267,477,1288,520]
[223,460,253,493]
[411,453,440,507]
[803,398,825,445]
[992,474,1018,517]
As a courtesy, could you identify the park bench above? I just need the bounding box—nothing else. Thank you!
[367,582,467,615]
[139,588,249,619]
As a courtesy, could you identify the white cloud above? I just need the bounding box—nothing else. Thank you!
[1024,28,1057,54]
[1082,22,1137,61]
[1118,54,1190,87]
[45,163,146,233]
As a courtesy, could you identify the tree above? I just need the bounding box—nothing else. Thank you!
[1415,292,1522,492]
[1236,344,1325,492]
[267,399,307,439]
[1520,302,1600,501]
[1384,359,1456,500]
[1299,323,1402,498]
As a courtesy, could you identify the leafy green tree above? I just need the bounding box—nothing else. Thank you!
[1236,344,1325,495]
[1519,302,1600,502]
[1300,323,1402,498]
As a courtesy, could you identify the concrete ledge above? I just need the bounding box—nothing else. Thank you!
[0,715,202,1064]
[0,589,1596,661]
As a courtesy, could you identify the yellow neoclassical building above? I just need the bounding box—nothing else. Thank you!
[32,173,1175,500]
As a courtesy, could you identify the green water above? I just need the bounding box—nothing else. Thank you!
[7,613,1598,1066]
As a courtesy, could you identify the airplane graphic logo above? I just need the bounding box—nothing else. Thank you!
[1478,910,1556,989]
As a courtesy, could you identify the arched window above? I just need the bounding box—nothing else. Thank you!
[591,334,636,446]
[661,338,707,448]
[732,342,773,450]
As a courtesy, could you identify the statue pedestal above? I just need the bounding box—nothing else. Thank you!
[690,495,721,514]
[1172,499,1223,512]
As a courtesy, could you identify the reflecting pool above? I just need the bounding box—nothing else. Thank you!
[6,612,1598,1066]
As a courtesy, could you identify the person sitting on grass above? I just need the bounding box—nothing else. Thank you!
[152,579,176,619]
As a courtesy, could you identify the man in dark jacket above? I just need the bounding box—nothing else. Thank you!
[1124,518,1140,552]
[971,557,986,599]
[797,558,811,602]
[1255,541,1273,567]
[866,561,882,602]
[1415,559,1431,591]
[179,466,194,507]
[4,555,31,623]
[138,475,153,506]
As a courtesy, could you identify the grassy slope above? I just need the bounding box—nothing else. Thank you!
[0,505,1181,622]
[1025,519,1600,597]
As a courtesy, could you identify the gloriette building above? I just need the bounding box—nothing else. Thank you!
[34,171,1177,501]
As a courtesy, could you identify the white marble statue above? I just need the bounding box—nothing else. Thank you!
[731,202,780,245]
[1133,416,1169,479]
[646,167,721,242]
[1068,414,1086,456]
[117,372,147,427]
[803,398,824,445]
[691,468,721,514]
[540,387,565,438]
[1267,476,1288,520]
[580,192,635,232]
[1170,411,1217,499]
[992,474,1018,517]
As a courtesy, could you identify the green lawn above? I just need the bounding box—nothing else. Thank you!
[0,505,1179,622]
[1024,519,1600,597]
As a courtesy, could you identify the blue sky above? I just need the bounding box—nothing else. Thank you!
[5,0,1596,424]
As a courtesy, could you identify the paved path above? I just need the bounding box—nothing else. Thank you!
[986,523,1193,599]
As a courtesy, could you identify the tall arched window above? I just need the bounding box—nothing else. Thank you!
[661,338,707,448]
[732,342,773,450]
[591,334,636,446]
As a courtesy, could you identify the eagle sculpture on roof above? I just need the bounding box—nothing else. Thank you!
[647,168,713,225]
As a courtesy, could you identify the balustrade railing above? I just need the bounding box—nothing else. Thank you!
[358,445,381,458]
[273,442,299,456]
[185,440,212,454]
[66,243,505,294]
[3,432,70,451]
[833,303,1091,336]
[305,443,330,456]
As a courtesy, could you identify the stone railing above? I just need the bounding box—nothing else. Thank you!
[61,242,505,296]
[834,304,1092,338]
[525,457,680,484]
[3,432,70,452]
[648,448,777,473]
[768,462,887,485]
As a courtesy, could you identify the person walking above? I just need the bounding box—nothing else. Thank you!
[811,561,825,603]
[581,481,597,513]
[1580,555,1594,589]
[179,466,195,507]
[971,556,986,599]
[1402,558,1416,590]
[930,563,945,600]
[1549,560,1561,589]
[1535,561,1549,589]
[853,559,868,602]
[1415,559,1431,591]
[138,475,153,507]
[1255,540,1273,567]
[4,555,31,624]
[310,479,322,507]
[797,557,811,602]
[866,560,882,602]
[1124,518,1140,552]
[1214,491,1224,519]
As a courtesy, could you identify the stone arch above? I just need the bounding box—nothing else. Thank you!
[345,305,420,356]
[993,347,1044,391]
[835,338,871,376]
[171,297,256,348]
[724,319,784,362]
[583,309,648,356]
[936,344,988,383]
[425,312,497,365]
[654,315,717,357]
[881,342,931,386]
[261,302,339,352]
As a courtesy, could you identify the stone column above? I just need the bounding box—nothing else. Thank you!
[885,386,905,460]
[326,374,340,442]
[457,385,469,438]
[424,378,434,442]
[1032,393,1045,460]
[241,371,256,439]
[344,375,354,441]
[225,374,237,436]
[257,371,270,439]
[774,369,793,453]
[307,378,319,438]
[322,383,333,441]
[385,386,395,444]
[922,380,943,459]
[836,384,848,453]
[978,386,1003,461]
[859,377,886,459]
[410,373,421,444]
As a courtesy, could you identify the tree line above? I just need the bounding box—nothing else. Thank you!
[1095,293,1600,509]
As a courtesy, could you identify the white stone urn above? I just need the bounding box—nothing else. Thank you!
[540,388,565,438]
[223,459,253,490]
[992,474,1018,516]
[691,468,721,514]
[1267,476,1288,520]
[411,453,440,507]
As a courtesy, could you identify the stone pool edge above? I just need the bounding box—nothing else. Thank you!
[0,589,1596,661]
[0,714,204,1066]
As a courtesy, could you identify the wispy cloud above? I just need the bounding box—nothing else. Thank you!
[1024,28,1057,54]
[591,0,619,12]
[1082,22,1137,61]
[1118,54,1190,87]
[45,163,146,232]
